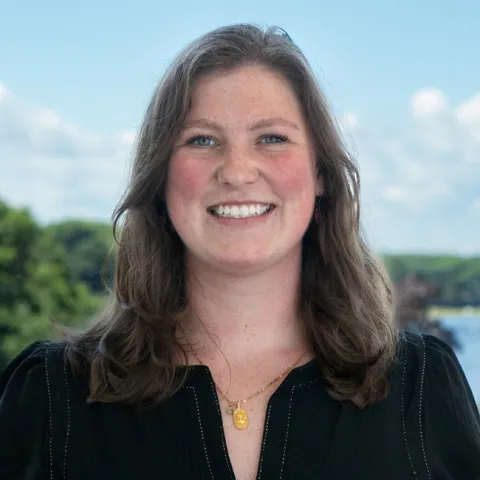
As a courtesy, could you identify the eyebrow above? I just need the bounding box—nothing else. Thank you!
[250,117,300,131]
[182,117,300,131]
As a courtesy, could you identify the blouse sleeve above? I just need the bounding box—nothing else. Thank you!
[0,341,49,480]
[423,334,480,479]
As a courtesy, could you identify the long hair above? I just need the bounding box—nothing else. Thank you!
[64,23,398,408]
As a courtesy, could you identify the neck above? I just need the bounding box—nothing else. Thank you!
[179,251,310,363]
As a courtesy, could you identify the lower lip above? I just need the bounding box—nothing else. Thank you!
[209,207,275,226]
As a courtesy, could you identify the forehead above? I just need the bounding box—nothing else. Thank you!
[186,65,306,124]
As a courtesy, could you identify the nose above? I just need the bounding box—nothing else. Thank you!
[216,146,260,187]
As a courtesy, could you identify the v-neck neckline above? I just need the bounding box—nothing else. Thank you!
[182,357,323,479]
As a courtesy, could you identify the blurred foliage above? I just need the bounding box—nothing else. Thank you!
[1,197,480,368]
[383,254,480,307]
[392,273,460,349]
[0,200,114,369]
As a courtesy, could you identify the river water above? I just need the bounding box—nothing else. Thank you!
[440,315,480,402]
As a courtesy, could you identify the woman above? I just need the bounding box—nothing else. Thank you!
[1,24,479,480]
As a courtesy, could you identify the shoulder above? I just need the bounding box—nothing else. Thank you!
[0,341,49,437]
[399,331,480,478]
[0,341,68,477]
[400,328,456,361]
[0,340,69,416]
[1,341,48,396]
[400,330,478,404]
[1,340,67,394]
[0,339,70,412]
[399,330,479,419]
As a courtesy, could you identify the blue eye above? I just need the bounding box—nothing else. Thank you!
[261,134,288,144]
[187,135,216,147]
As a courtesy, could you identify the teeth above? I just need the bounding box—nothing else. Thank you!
[210,203,273,218]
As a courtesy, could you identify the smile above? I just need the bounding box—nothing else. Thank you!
[208,203,274,218]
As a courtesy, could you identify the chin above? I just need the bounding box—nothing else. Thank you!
[211,247,274,270]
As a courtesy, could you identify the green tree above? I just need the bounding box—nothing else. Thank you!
[0,201,107,369]
[42,220,116,293]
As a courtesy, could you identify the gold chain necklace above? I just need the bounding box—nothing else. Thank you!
[187,341,307,430]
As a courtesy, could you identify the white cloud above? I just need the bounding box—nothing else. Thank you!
[117,129,137,146]
[456,93,480,142]
[34,108,62,128]
[0,82,8,102]
[411,88,448,118]
[0,84,133,225]
[381,186,409,203]
[456,93,480,123]
[346,88,480,252]
[343,113,359,129]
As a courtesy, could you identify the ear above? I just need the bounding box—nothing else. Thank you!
[315,176,324,197]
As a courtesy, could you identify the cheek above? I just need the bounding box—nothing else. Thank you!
[166,154,210,206]
[273,151,317,198]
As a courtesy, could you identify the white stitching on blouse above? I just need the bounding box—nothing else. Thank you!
[62,355,71,480]
[401,338,416,477]
[45,344,54,480]
[183,385,215,480]
[207,375,234,480]
[279,379,319,480]
[419,336,432,479]
[256,403,272,480]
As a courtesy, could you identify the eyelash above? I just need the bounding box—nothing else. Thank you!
[262,133,289,144]
[185,133,289,146]
[185,135,215,146]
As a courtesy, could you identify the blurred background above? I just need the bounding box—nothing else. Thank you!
[1,1,479,402]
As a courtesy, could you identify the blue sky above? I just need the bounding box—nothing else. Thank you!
[1,1,479,253]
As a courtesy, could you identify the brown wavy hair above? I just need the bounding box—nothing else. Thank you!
[64,23,398,408]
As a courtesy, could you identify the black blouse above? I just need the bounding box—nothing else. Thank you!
[0,332,479,480]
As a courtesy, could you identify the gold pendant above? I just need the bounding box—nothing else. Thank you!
[230,402,248,430]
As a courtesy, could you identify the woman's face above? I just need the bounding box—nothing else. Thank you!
[166,65,322,272]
